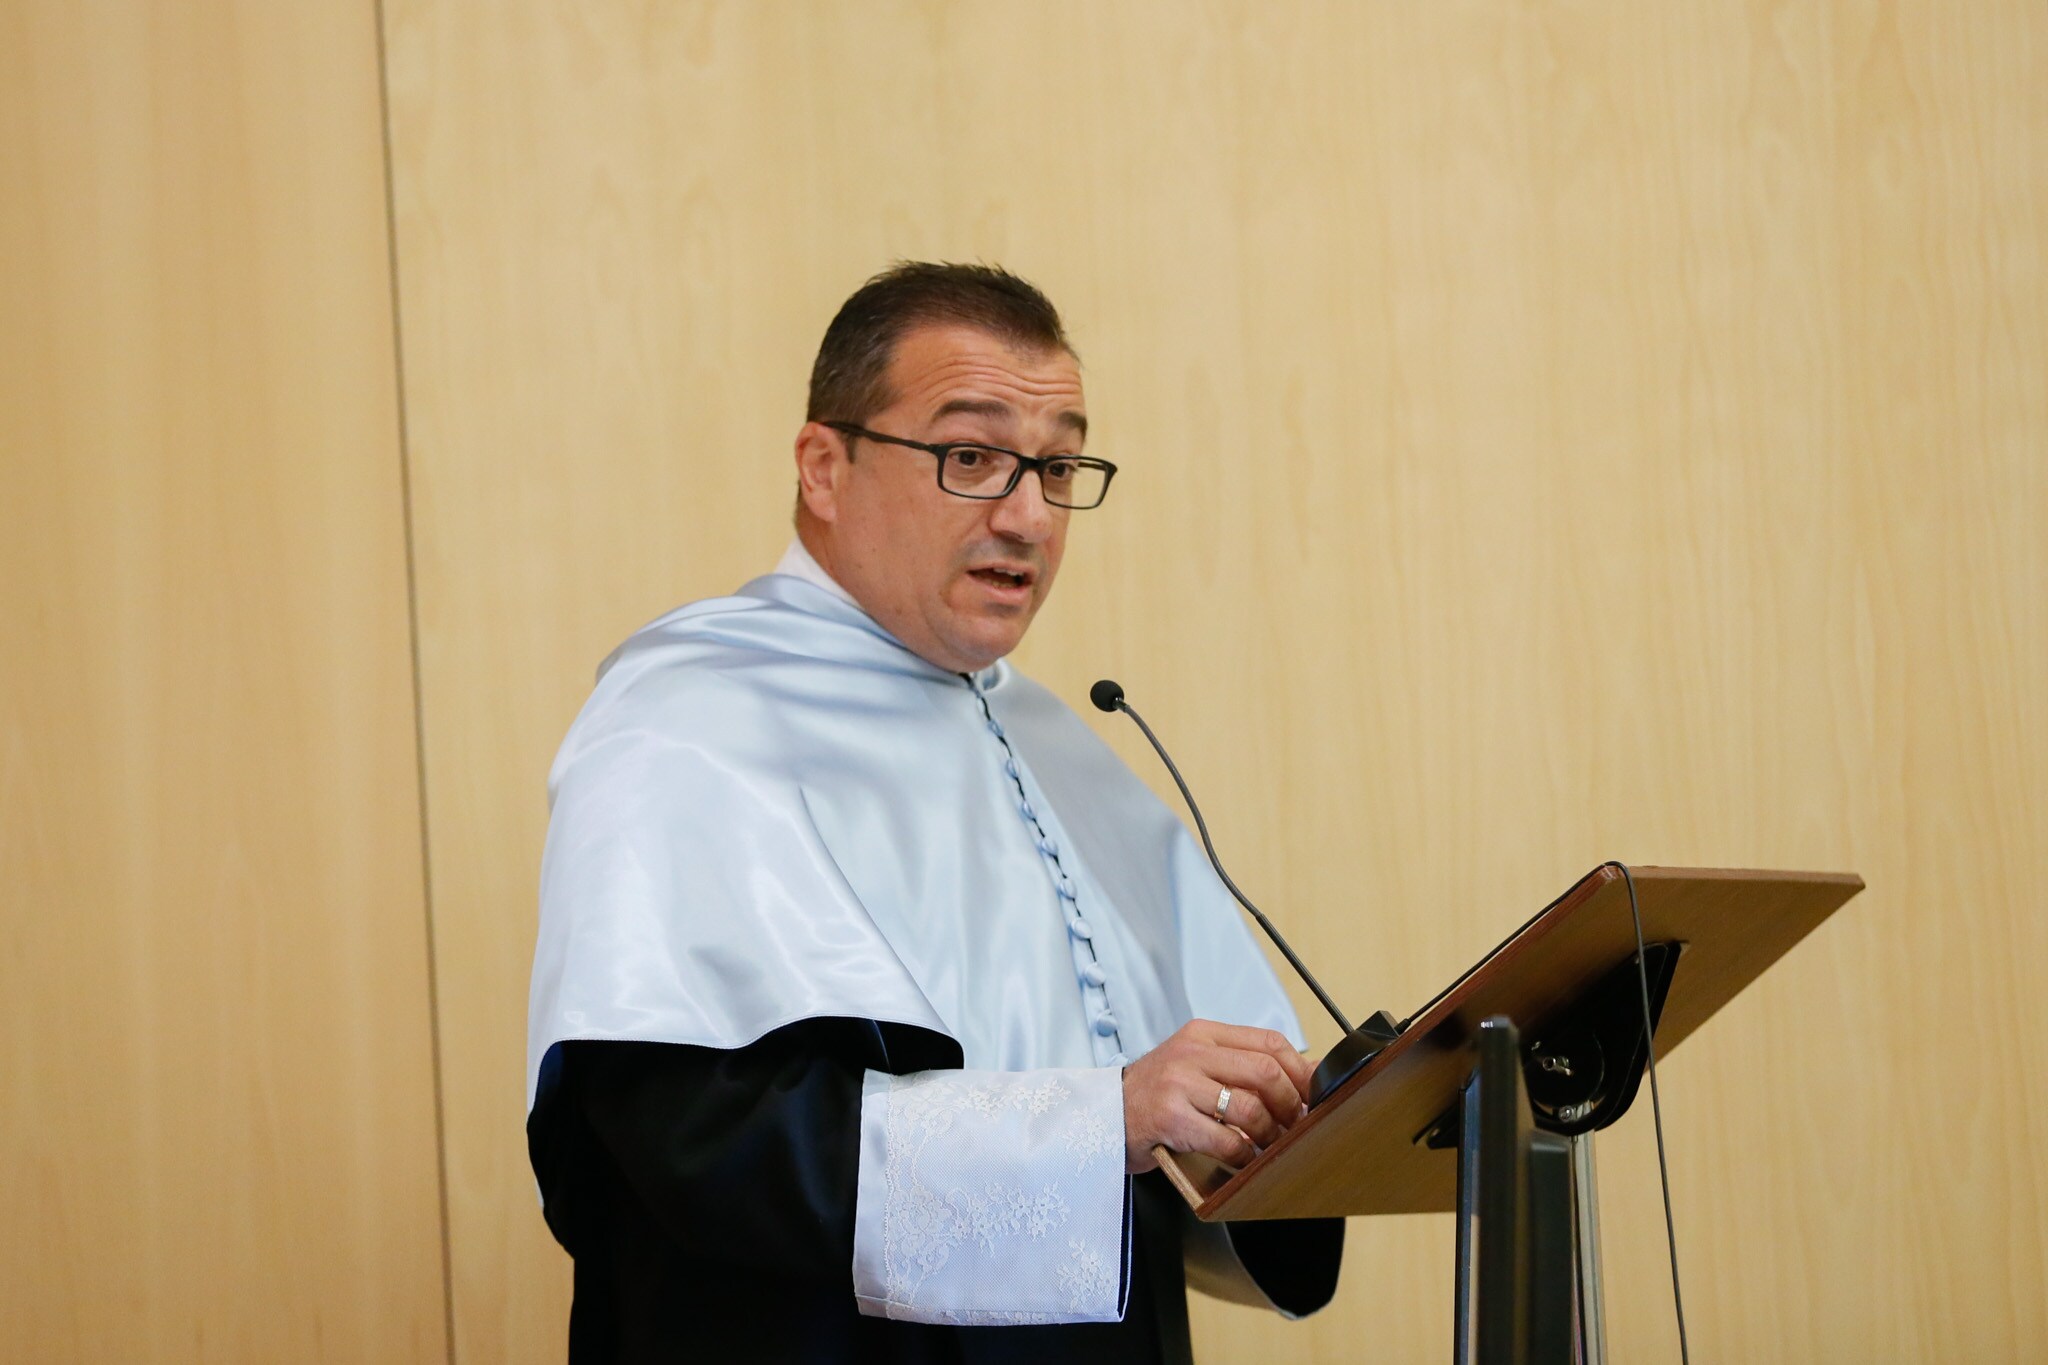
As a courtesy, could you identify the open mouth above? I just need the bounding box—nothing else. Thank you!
[968,566,1035,591]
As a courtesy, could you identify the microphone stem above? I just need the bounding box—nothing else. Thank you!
[1116,701,1355,1036]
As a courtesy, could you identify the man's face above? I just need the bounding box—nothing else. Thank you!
[796,323,1087,673]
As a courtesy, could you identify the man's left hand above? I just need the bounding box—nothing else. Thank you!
[1119,1020,1313,1174]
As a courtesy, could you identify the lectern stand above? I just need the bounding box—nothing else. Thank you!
[1154,865,1864,1361]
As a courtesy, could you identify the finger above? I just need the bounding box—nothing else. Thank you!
[1207,1048,1306,1135]
[1191,1022,1315,1099]
[1171,1106,1257,1169]
[1199,1083,1279,1147]
[1276,1045,1315,1100]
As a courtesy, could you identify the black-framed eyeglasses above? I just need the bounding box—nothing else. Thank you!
[825,422,1118,510]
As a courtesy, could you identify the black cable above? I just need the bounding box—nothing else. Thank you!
[1610,860,1691,1364]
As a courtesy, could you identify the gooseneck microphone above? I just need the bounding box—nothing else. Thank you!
[1090,678,1399,1104]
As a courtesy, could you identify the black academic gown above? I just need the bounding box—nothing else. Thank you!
[529,1018,1343,1364]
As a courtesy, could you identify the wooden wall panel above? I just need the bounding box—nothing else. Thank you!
[384,2,2046,1360]
[0,3,449,1361]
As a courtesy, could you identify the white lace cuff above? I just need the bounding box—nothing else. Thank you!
[852,1066,1131,1325]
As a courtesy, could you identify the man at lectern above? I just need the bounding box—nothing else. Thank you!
[527,263,1343,1362]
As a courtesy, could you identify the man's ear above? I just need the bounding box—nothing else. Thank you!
[793,422,848,522]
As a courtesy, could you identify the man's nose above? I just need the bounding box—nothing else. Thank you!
[989,469,1058,541]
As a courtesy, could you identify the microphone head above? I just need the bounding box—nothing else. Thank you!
[1089,679,1125,713]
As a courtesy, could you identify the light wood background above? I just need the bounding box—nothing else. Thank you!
[0,2,448,1361]
[8,2,2044,1361]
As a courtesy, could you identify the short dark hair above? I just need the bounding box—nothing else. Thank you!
[806,262,1074,424]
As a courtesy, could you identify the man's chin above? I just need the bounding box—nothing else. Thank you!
[936,617,1032,673]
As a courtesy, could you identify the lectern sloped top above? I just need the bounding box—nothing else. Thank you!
[1157,865,1864,1222]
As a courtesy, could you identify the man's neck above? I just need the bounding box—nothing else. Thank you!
[775,533,860,609]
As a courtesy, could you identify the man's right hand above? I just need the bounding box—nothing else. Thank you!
[1120,1020,1314,1174]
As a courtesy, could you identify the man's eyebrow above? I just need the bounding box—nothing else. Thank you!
[932,398,1013,425]
[932,397,1089,442]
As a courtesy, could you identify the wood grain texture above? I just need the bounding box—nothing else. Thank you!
[0,2,449,1360]
[383,1,2047,1360]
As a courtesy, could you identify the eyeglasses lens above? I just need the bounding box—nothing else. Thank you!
[940,448,1106,508]
[941,447,1017,496]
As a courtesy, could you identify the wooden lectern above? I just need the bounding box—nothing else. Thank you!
[1156,865,1863,1361]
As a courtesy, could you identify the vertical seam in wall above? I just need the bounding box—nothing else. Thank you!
[372,1,460,1361]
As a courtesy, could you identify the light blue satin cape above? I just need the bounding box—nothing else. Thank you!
[528,573,1304,1111]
